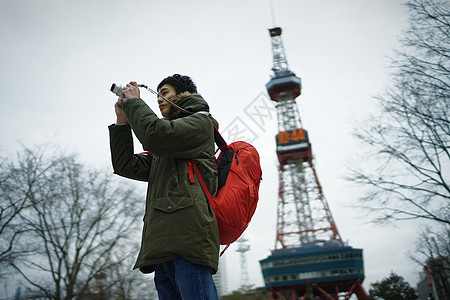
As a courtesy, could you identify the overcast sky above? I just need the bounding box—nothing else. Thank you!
[1,0,423,296]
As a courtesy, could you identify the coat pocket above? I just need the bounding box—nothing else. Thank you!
[153,197,194,213]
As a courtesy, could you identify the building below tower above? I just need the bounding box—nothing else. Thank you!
[260,242,366,299]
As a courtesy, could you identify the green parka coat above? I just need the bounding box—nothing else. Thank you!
[109,94,220,274]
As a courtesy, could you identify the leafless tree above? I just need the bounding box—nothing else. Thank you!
[100,251,157,300]
[409,224,450,299]
[348,0,449,225]
[0,145,153,299]
[0,156,18,279]
[0,151,40,280]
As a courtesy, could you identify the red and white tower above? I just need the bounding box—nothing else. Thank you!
[260,27,368,300]
[267,26,341,249]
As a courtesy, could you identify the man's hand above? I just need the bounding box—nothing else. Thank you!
[115,99,128,124]
[122,81,140,100]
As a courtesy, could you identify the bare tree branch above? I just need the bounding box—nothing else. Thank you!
[348,0,450,225]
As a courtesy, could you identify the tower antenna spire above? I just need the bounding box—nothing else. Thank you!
[269,0,277,27]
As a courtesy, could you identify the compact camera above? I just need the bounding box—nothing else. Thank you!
[110,83,149,99]
[110,83,124,98]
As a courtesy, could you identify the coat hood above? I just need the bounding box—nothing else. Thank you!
[168,93,209,120]
[168,93,219,129]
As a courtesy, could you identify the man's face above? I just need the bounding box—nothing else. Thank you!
[157,84,176,119]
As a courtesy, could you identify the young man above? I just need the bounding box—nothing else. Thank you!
[109,74,220,299]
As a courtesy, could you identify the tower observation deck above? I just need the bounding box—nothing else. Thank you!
[259,27,368,300]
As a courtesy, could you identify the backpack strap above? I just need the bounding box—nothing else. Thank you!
[187,159,230,256]
[187,160,212,201]
[189,113,233,255]
[213,124,230,151]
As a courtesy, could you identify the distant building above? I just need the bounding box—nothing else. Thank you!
[417,271,434,300]
[416,256,450,300]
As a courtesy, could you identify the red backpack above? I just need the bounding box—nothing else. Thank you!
[188,124,262,249]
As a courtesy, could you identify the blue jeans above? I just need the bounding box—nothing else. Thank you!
[154,257,218,300]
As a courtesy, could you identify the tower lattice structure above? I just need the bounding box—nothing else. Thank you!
[267,27,342,249]
[260,27,368,300]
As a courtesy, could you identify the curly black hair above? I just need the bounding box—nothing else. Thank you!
[157,74,197,94]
